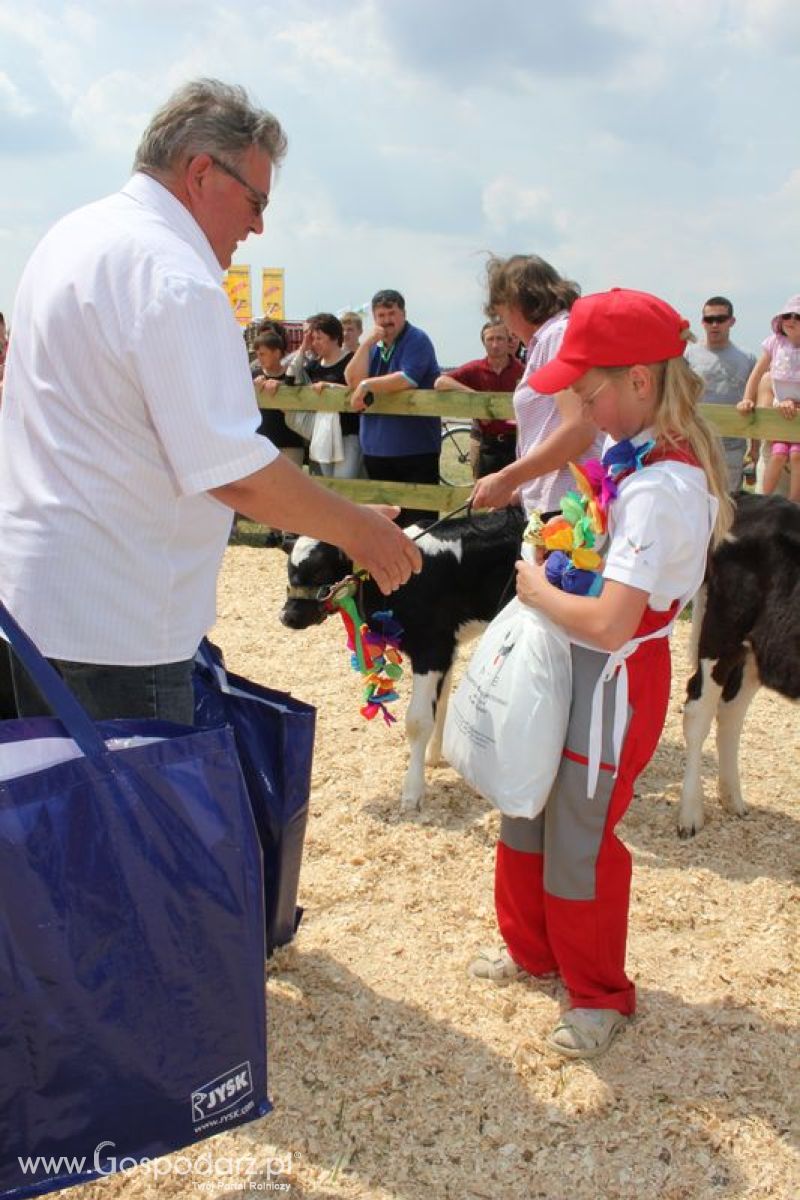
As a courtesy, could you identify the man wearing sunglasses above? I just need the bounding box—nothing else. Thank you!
[0,79,421,722]
[685,296,756,491]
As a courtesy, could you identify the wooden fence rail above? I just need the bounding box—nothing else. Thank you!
[257,386,797,511]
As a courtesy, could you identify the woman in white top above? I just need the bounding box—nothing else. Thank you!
[472,255,602,517]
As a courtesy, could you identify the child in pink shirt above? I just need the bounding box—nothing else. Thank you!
[738,295,800,502]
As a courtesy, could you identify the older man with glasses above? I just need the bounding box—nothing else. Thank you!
[0,79,420,723]
[685,295,756,491]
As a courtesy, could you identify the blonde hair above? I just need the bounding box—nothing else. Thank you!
[602,357,734,547]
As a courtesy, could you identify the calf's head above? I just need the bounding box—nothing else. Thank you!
[280,537,353,629]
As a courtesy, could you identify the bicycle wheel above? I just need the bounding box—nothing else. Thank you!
[439,422,474,486]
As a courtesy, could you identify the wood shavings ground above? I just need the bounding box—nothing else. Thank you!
[54,545,799,1200]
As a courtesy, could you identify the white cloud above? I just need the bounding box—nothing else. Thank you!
[70,71,153,154]
[732,0,800,50]
[0,71,34,117]
[0,0,795,360]
[481,178,565,236]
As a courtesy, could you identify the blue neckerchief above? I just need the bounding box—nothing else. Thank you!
[601,436,656,480]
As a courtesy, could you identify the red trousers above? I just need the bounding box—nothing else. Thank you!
[494,608,673,1015]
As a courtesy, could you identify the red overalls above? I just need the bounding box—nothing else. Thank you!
[494,446,700,1016]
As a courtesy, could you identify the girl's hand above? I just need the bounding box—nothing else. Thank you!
[472,470,517,511]
[737,397,755,413]
[311,381,327,394]
[255,376,279,396]
[778,398,798,420]
[515,558,548,608]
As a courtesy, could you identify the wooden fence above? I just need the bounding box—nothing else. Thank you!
[258,386,797,511]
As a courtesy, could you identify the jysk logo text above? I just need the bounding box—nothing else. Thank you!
[191,1062,253,1124]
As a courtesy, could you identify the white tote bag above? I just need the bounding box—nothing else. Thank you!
[443,598,572,819]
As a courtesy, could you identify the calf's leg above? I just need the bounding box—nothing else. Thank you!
[425,667,454,767]
[679,659,724,838]
[401,670,444,812]
[716,650,760,818]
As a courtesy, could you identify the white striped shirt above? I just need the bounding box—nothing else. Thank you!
[0,173,276,664]
[514,311,604,515]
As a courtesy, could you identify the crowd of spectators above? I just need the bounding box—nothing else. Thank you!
[246,282,796,514]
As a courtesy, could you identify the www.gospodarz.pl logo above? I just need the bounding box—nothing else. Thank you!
[191,1062,253,1126]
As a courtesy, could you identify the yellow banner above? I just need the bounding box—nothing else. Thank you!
[222,265,252,325]
[262,268,285,320]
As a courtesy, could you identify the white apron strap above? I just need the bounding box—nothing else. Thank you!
[582,468,717,799]
[585,624,674,800]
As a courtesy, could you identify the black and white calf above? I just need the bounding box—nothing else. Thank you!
[280,511,524,811]
[679,492,800,838]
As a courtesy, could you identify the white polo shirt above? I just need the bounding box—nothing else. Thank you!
[0,173,276,664]
[603,436,717,611]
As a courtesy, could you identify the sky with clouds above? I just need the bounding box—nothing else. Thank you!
[1,0,798,363]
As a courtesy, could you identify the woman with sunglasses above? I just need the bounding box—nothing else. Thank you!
[738,295,800,502]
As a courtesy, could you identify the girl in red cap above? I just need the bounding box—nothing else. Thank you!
[469,288,733,1059]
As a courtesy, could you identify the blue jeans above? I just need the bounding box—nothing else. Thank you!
[11,654,196,724]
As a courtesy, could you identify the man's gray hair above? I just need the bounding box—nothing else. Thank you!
[133,78,287,177]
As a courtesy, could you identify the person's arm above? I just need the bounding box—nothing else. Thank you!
[286,336,312,380]
[472,389,597,509]
[350,370,420,411]
[344,325,382,387]
[434,374,476,393]
[254,376,280,396]
[738,352,771,411]
[310,380,347,394]
[209,455,421,594]
[515,564,649,651]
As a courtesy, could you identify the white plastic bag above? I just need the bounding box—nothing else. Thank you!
[443,598,572,819]
[309,410,344,464]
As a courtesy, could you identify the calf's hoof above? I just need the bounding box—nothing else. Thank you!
[719,786,748,819]
[399,790,423,814]
[677,800,704,839]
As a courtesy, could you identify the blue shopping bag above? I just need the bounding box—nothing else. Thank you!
[0,605,270,1200]
[193,641,315,956]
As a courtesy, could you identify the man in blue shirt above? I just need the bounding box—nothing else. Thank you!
[346,289,440,525]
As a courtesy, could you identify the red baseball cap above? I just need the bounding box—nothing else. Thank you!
[530,288,691,394]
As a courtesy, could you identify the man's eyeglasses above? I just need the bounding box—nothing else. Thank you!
[701,314,731,326]
[780,312,800,322]
[208,155,270,215]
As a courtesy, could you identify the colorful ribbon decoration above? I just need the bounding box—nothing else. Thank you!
[524,437,656,596]
[327,587,405,725]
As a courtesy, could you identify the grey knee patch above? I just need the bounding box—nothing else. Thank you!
[542,644,627,901]
[544,758,615,900]
[500,813,543,853]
